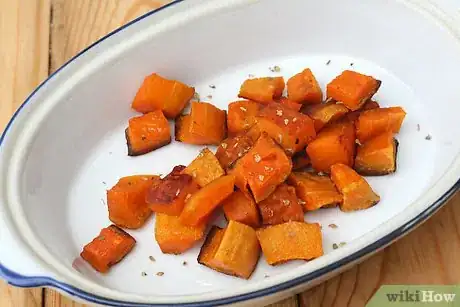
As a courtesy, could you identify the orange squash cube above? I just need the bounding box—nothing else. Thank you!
[215,134,254,171]
[326,70,381,111]
[222,190,260,228]
[125,110,171,156]
[287,68,323,104]
[180,175,235,226]
[303,101,349,131]
[230,133,292,203]
[81,225,136,273]
[227,100,262,135]
[107,175,160,229]
[256,221,323,265]
[356,107,406,143]
[238,77,285,104]
[257,184,304,225]
[183,148,225,187]
[155,213,206,254]
[354,131,398,175]
[198,221,260,279]
[146,166,200,216]
[306,120,356,173]
[256,103,316,154]
[330,163,380,211]
[288,172,342,211]
[131,73,195,118]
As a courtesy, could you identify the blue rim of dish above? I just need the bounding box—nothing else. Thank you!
[1,1,459,306]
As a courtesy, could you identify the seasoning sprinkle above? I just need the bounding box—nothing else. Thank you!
[350,63,354,66]
[209,84,216,89]
[149,256,156,262]
[264,166,273,171]
[102,181,106,185]
[182,261,188,266]
[264,274,270,278]
[240,106,247,112]
[101,199,106,206]
[339,242,347,247]
[318,172,325,176]
[328,224,338,229]
[332,243,339,250]
[198,151,204,157]
[248,74,255,78]
[193,92,200,101]
[175,189,181,196]
[276,109,283,116]
[292,117,297,123]
[417,124,420,131]
[284,119,289,125]
[326,60,331,65]
[156,272,164,276]
[269,65,281,72]
[206,94,213,99]
[98,235,105,241]
[141,272,147,277]
[278,134,283,143]
[298,199,306,205]
[282,199,290,205]
[185,194,192,202]
[258,175,265,182]
[254,154,261,163]
[221,143,227,149]
[355,139,362,145]
[425,134,432,140]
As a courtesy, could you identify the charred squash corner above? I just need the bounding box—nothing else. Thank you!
[256,221,323,265]
[198,221,260,279]
[215,134,254,171]
[126,110,171,156]
[330,163,380,211]
[326,70,381,111]
[80,225,136,273]
[287,68,323,104]
[354,131,398,175]
[302,101,349,132]
[183,148,225,187]
[238,77,285,104]
[107,175,160,229]
[131,73,195,118]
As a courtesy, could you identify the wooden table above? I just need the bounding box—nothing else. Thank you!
[1,1,459,306]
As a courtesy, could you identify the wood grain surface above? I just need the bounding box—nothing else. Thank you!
[0,1,459,307]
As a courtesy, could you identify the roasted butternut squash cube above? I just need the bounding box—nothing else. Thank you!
[330,163,380,211]
[303,101,349,132]
[231,133,292,203]
[346,99,380,122]
[356,107,406,143]
[222,190,260,228]
[292,150,311,170]
[354,132,398,175]
[131,73,195,118]
[257,184,304,226]
[326,70,381,111]
[81,225,136,273]
[256,103,316,154]
[107,175,160,229]
[256,221,323,265]
[180,175,235,226]
[287,68,323,104]
[125,110,171,156]
[215,134,254,170]
[288,172,342,211]
[146,166,200,216]
[306,120,356,173]
[155,213,206,254]
[198,221,260,279]
[227,100,262,135]
[175,102,227,145]
[183,148,225,187]
[238,77,285,104]
[276,97,302,112]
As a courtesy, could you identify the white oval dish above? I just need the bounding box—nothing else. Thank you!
[2,0,460,306]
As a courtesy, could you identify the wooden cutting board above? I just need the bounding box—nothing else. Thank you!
[1,1,459,306]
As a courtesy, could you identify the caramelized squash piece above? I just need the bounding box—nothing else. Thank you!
[330,163,380,211]
[355,132,398,175]
[326,70,381,111]
[131,73,195,118]
[230,133,292,203]
[215,134,254,170]
[238,77,285,104]
[198,221,260,279]
[276,97,302,112]
[257,184,304,225]
[183,148,225,187]
[107,175,160,229]
[346,99,380,122]
[292,150,311,170]
[155,213,206,254]
[146,166,200,216]
[256,221,323,265]
[356,107,406,143]
[125,110,171,156]
[81,225,136,273]
[227,100,262,135]
[288,172,342,211]
[175,102,227,145]
[287,68,323,104]
[222,190,260,228]
[180,175,235,226]
[303,101,349,131]
[256,103,316,154]
[306,120,356,173]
